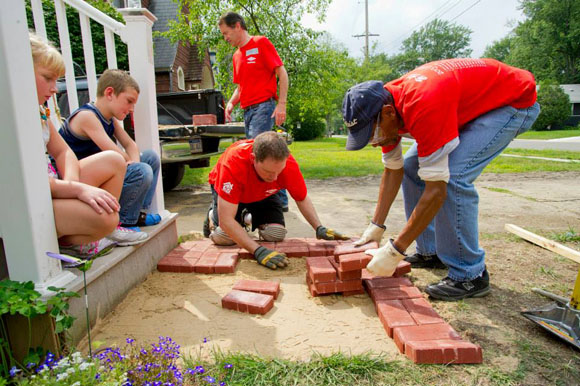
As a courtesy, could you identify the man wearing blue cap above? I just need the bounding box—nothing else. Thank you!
[342,58,540,301]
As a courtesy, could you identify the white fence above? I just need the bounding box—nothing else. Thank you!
[0,0,163,290]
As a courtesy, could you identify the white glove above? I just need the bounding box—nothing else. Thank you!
[365,239,406,277]
[353,222,385,246]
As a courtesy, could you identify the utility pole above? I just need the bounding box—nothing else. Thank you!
[353,0,379,61]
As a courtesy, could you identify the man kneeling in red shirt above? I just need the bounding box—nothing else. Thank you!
[205,131,348,269]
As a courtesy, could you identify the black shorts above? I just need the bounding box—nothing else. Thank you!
[210,185,285,230]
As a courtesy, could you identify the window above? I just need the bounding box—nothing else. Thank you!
[177,66,185,91]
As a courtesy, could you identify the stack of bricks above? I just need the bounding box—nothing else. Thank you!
[192,114,217,126]
[306,241,412,297]
[221,279,280,315]
[364,274,483,364]
[157,239,241,274]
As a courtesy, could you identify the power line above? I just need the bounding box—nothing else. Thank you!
[450,0,482,21]
[382,0,491,53]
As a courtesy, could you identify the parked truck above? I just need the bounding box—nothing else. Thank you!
[56,79,245,191]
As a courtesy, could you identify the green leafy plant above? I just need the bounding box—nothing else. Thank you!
[0,280,78,379]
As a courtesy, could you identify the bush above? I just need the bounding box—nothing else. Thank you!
[288,115,326,141]
[532,80,571,130]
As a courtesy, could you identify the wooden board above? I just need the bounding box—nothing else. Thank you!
[505,224,580,265]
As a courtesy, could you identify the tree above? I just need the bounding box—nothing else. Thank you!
[25,0,129,74]
[482,36,514,62]
[162,0,343,140]
[395,19,472,72]
[532,80,571,130]
[508,0,580,83]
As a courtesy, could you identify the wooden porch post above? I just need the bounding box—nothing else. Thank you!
[119,8,166,216]
[0,0,75,289]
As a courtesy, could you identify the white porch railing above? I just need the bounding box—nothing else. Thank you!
[0,0,164,290]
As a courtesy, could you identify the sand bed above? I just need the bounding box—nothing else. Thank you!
[89,258,401,360]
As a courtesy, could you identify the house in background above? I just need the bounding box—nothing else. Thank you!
[113,0,215,92]
[560,84,580,127]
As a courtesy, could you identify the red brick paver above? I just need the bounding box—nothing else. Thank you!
[334,241,379,257]
[370,286,423,302]
[306,256,337,283]
[393,323,462,353]
[334,252,372,271]
[233,279,280,299]
[405,339,483,364]
[192,114,217,126]
[364,276,413,291]
[376,299,417,337]
[328,257,362,280]
[221,289,274,315]
[214,253,239,274]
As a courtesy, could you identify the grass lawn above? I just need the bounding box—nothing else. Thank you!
[179,137,580,187]
[516,128,580,140]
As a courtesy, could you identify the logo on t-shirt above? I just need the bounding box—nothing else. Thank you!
[408,74,427,82]
[247,56,256,64]
[246,48,259,56]
[222,182,234,194]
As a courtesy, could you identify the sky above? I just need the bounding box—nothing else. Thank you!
[301,0,525,59]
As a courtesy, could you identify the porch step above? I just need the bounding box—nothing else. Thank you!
[66,213,179,343]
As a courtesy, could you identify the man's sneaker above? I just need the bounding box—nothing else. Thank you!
[425,269,491,301]
[404,253,447,269]
[59,238,116,259]
[106,226,149,246]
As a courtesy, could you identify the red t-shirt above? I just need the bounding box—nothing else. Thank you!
[208,139,307,204]
[384,58,537,157]
[233,36,283,109]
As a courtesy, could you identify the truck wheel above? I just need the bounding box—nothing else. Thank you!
[162,164,185,191]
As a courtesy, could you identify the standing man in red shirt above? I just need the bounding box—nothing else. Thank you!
[204,132,348,270]
[218,11,290,210]
[342,59,540,301]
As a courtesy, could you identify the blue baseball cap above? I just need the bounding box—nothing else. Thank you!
[342,80,391,151]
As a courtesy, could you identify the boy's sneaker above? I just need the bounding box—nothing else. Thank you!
[425,269,491,301]
[59,238,116,259]
[107,226,149,246]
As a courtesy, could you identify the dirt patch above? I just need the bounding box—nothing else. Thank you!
[90,172,580,368]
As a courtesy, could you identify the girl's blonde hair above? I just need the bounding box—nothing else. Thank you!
[29,32,65,78]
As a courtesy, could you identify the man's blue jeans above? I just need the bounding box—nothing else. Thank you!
[119,149,160,224]
[244,99,288,208]
[402,103,540,281]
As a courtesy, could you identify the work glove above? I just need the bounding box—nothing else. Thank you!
[365,239,406,277]
[353,222,385,246]
[253,246,289,270]
[316,225,349,241]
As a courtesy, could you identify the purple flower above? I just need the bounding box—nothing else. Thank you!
[9,366,20,377]
[46,252,81,264]
[26,362,35,369]
[220,382,227,386]
[204,376,216,383]
[195,365,205,374]
[224,363,233,369]
[95,373,101,380]
[126,338,135,345]
[203,337,209,343]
